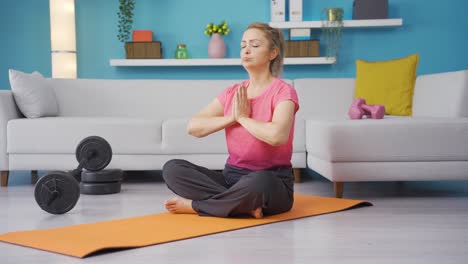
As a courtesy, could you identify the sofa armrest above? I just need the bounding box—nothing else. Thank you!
[0,90,23,170]
[413,70,468,117]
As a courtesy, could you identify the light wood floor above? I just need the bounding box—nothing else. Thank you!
[1,171,468,264]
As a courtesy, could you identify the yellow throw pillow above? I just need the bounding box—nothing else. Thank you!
[354,54,419,116]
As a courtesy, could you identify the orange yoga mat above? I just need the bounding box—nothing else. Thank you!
[0,194,371,258]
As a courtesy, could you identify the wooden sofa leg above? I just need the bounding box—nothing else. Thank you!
[293,168,301,183]
[334,182,344,198]
[1,171,9,187]
[31,170,38,185]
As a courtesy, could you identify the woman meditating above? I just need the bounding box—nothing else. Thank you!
[162,22,299,218]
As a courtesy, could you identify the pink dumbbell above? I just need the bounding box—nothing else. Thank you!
[348,98,386,119]
[362,104,385,119]
[348,98,366,119]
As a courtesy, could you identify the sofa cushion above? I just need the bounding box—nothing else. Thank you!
[49,79,242,118]
[162,118,306,154]
[354,54,419,116]
[413,70,468,118]
[162,119,227,154]
[7,117,163,154]
[306,116,468,162]
[8,69,59,118]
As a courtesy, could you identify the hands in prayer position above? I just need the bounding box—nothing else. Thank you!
[233,85,250,122]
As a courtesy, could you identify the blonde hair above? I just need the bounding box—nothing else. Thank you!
[246,22,285,77]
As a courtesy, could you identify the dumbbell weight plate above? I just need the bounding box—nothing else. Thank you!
[34,172,80,214]
[80,182,121,195]
[81,169,124,183]
[75,136,112,172]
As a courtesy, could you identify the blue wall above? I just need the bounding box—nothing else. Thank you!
[1,0,468,88]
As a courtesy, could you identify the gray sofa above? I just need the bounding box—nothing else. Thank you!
[1,70,467,197]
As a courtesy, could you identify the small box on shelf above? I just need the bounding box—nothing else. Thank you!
[132,30,153,42]
[285,40,319,57]
[290,28,311,41]
[125,42,162,59]
[352,0,388,20]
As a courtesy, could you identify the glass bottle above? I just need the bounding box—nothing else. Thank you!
[175,44,189,59]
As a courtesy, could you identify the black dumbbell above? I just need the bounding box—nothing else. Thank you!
[34,136,112,214]
[80,169,124,195]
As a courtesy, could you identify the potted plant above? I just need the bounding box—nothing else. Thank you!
[204,21,231,58]
[117,0,136,58]
[321,7,344,63]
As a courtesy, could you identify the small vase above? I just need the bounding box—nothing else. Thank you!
[324,7,344,22]
[208,33,226,58]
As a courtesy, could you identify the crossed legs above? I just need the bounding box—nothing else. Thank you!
[162,159,294,218]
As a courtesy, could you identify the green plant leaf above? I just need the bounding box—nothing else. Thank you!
[117,0,136,43]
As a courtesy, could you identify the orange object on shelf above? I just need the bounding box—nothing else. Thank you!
[132,30,153,42]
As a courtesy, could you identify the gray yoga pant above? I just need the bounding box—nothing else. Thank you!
[162,159,294,217]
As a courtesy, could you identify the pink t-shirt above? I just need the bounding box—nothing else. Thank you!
[217,78,299,171]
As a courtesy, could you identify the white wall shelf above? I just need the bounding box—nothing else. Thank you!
[109,57,336,67]
[269,18,403,29]
[109,19,401,67]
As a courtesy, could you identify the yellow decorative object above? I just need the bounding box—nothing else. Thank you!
[204,21,230,36]
[354,54,419,116]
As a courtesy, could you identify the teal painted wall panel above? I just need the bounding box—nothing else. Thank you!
[1,0,467,87]
[0,0,51,88]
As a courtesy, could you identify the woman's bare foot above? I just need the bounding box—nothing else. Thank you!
[250,207,263,219]
[165,197,196,214]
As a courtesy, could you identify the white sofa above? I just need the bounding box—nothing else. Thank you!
[1,70,467,197]
[295,70,468,196]
[0,78,306,185]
